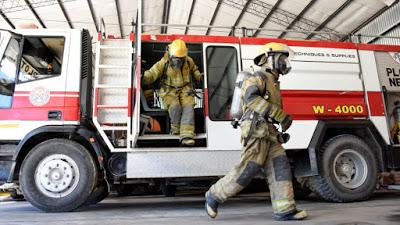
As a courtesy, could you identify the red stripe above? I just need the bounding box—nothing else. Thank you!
[0,96,79,121]
[128,87,132,117]
[282,90,368,120]
[358,43,400,52]
[367,91,385,116]
[140,34,400,52]
[94,88,99,117]
[240,37,358,49]
[14,91,79,95]
[130,32,134,41]
[142,34,240,44]
[204,88,209,117]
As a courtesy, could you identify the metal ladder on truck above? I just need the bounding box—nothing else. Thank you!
[92,31,133,152]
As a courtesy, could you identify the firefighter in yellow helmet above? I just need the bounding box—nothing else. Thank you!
[142,39,202,146]
[205,42,307,221]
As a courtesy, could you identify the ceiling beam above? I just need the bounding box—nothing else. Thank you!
[185,0,196,34]
[228,0,253,36]
[278,0,316,39]
[57,0,73,29]
[86,0,99,32]
[114,0,123,37]
[253,0,283,37]
[306,0,353,40]
[206,0,223,35]
[339,1,399,42]
[161,0,172,34]
[0,10,15,29]
[24,0,46,28]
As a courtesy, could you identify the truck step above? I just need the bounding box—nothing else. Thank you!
[98,64,130,69]
[137,133,207,140]
[99,45,131,50]
[96,84,130,89]
[101,126,128,131]
[387,185,400,190]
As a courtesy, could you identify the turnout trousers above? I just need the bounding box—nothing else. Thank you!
[161,87,195,140]
[209,134,297,216]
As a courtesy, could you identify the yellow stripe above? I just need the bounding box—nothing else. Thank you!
[0,192,10,197]
[0,124,19,128]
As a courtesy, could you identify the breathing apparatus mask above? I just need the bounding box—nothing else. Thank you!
[253,42,293,75]
[170,56,184,69]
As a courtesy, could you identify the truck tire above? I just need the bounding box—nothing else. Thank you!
[307,135,377,202]
[19,139,98,212]
[85,180,109,205]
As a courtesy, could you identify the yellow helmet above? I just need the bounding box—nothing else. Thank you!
[254,42,293,66]
[168,39,188,58]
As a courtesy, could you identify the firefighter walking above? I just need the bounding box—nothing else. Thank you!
[205,42,307,221]
[143,39,202,146]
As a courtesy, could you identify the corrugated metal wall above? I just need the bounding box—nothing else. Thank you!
[355,2,400,45]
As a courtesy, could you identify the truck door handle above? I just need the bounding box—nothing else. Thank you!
[48,110,62,120]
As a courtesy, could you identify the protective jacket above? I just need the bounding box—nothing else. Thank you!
[143,54,202,97]
[240,70,284,142]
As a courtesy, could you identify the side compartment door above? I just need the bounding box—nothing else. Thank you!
[203,43,242,150]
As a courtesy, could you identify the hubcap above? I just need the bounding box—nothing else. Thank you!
[35,154,80,198]
[333,149,368,189]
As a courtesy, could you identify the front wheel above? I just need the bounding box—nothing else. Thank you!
[20,139,98,212]
[308,135,377,202]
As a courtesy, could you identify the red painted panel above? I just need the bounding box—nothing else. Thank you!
[358,43,400,52]
[367,91,385,116]
[204,88,209,117]
[142,34,240,44]
[282,90,368,120]
[0,92,80,121]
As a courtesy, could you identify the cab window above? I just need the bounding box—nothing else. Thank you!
[0,37,21,108]
[18,37,64,83]
[206,46,239,121]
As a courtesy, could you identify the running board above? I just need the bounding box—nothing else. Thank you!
[137,133,207,140]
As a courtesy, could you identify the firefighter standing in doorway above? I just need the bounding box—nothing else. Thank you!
[205,42,307,221]
[142,39,202,146]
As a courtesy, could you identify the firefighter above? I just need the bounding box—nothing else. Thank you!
[205,42,307,221]
[142,39,202,146]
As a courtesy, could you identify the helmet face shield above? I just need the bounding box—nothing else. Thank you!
[275,54,291,75]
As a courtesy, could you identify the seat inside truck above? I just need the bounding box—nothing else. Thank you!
[137,42,206,147]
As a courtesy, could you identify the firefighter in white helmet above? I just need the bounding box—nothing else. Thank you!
[142,39,202,146]
[205,42,307,221]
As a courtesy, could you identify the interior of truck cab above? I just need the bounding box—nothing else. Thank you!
[137,42,206,147]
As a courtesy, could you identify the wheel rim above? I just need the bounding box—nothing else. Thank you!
[333,149,368,189]
[34,154,80,198]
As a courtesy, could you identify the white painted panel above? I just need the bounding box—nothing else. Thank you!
[370,116,390,144]
[359,50,382,92]
[283,120,318,149]
[206,118,241,151]
[242,59,362,91]
[241,45,359,63]
[0,121,65,140]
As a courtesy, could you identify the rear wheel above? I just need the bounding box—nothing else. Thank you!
[20,139,98,212]
[308,135,377,202]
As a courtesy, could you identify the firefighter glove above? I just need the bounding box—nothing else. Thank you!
[280,115,292,132]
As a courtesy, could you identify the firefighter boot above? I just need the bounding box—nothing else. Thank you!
[181,138,195,146]
[273,209,308,221]
[205,191,219,219]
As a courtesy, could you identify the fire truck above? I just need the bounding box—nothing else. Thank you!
[0,18,400,211]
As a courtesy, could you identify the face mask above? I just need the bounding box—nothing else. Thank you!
[170,56,184,69]
[274,54,291,75]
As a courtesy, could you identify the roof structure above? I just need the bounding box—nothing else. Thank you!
[0,0,398,43]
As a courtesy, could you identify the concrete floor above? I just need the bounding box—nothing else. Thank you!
[0,191,399,225]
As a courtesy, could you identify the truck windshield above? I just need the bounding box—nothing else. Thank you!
[0,37,21,108]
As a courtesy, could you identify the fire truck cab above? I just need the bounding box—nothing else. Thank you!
[0,25,400,212]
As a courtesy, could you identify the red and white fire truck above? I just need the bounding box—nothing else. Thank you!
[0,19,400,211]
